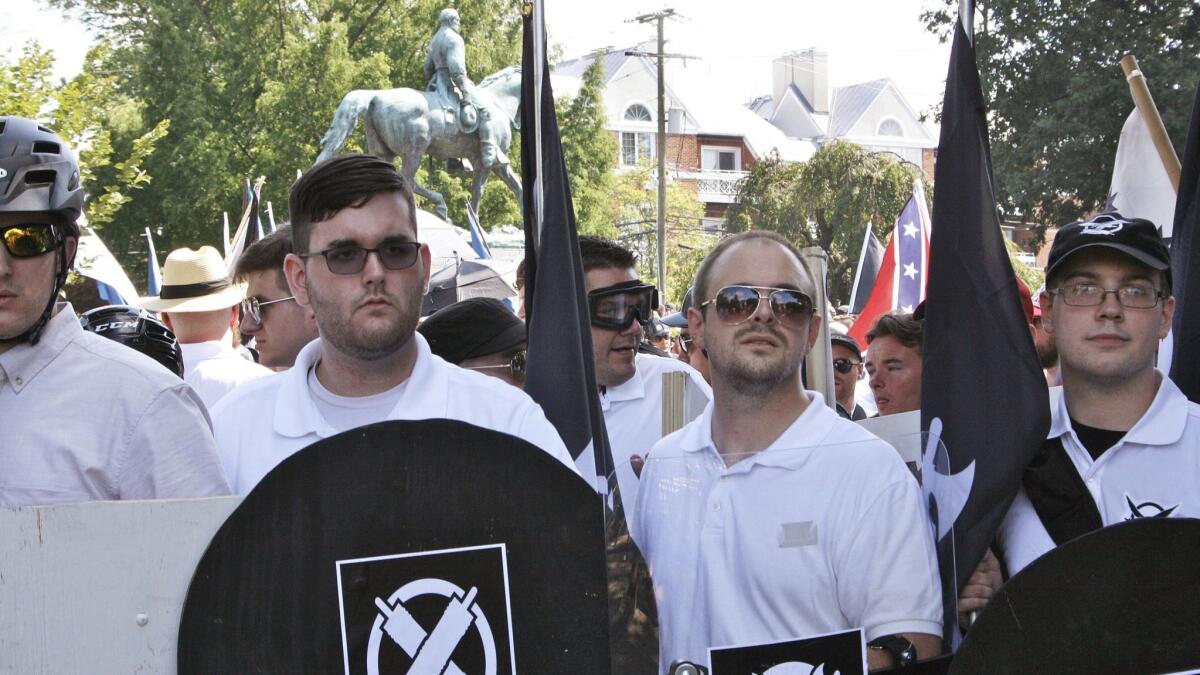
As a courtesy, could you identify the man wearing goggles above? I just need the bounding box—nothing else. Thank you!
[0,115,228,506]
[634,231,941,671]
[578,236,712,489]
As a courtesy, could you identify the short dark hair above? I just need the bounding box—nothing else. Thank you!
[578,235,635,272]
[234,224,293,292]
[692,230,808,311]
[866,312,923,353]
[289,153,416,254]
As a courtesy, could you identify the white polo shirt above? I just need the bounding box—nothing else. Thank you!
[577,353,711,501]
[998,371,1200,575]
[634,393,941,671]
[212,334,579,493]
[180,340,272,410]
[0,304,229,506]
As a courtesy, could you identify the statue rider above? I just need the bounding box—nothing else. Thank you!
[424,8,506,167]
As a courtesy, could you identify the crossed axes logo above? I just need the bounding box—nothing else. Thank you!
[367,577,499,675]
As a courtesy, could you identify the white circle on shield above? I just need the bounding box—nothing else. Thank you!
[367,577,498,675]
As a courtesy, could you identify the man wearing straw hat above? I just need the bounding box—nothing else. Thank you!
[142,245,271,409]
[0,116,228,505]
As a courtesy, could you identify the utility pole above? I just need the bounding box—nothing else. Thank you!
[627,9,692,304]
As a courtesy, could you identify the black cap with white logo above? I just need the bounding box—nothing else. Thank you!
[1046,212,1171,287]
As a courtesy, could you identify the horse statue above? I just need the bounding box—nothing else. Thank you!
[315,66,522,223]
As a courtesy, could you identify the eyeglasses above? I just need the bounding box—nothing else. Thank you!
[464,350,526,380]
[1050,282,1164,309]
[301,240,422,275]
[588,282,658,330]
[1,224,57,258]
[832,357,861,374]
[700,285,815,329]
[674,334,694,354]
[240,295,296,326]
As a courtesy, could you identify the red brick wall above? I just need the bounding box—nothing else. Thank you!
[922,147,936,182]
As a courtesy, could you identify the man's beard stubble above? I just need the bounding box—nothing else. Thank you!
[308,282,423,361]
[709,324,803,398]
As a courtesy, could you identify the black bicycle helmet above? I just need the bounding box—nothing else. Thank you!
[0,116,86,344]
[81,305,185,378]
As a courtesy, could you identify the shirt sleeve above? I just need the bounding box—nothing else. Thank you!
[834,476,943,641]
[997,486,1056,576]
[516,402,583,478]
[116,383,231,499]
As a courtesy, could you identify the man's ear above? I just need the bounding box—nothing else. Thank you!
[284,253,311,308]
[419,243,432,294]
[1159,295,1176,341]
[161,312,175,332]
[1040,291,1056,335]
[687,306,705,354]
[60,236,79,272]
[805,314,823,354]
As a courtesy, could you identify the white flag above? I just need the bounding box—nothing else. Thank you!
[1109,108,1177,238]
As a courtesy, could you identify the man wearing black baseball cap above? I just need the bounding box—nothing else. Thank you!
[662,287,711,383]
[998,212,1198,576]
[418,297,527,388]
[830,332,868,420]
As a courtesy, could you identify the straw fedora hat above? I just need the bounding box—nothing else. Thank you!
[141,246,246,313]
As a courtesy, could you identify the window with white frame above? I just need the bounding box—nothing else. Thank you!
[624,103,653,122]
[877,118,904,137]
[701,146,740,172]
[621,132,654,166]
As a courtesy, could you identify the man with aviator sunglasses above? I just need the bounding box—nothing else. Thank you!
[211,154,577,494]
[634,231,941,671]
[0,116,229,505]
[233,224,318,369]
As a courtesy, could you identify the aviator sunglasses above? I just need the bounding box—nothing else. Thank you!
[240,295,296,326]
[1,223,58,258]
[301,240,422,275]
[588,281,658,330]
[832,357,861,374]
[700,285,815,329]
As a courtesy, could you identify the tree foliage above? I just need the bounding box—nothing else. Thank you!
[0,40,168,231]
[48,0,525,263]
[726,141,923,305]
[557,51,619,236]
[922,0,1200,238]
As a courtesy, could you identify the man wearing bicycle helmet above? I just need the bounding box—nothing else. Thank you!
[0,116,229,506]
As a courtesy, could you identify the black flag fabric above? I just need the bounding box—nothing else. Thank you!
[849,226,884,314]
[1169,81,1200,402]
[520,2,613,489]
[920,8,1050,646]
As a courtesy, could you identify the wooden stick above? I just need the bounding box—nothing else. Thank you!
[1120,55,1182,192]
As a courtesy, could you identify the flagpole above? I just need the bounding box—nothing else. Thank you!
[1121,55,1182,192]
[531,0,546,251]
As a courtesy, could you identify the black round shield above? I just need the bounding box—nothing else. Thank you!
[952,518,1200,673]
[178,419,608,673]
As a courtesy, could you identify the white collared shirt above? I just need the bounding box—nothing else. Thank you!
[0,304,229,506]
[578,353,711,500]
[212,334,579,493]
[180,340,272,410]
[998,371,1200,575]
[634,392,941,671]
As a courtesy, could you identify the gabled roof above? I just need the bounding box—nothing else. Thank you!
[747,94,775,119]
[552,42,652,82]
[828,78,889,138]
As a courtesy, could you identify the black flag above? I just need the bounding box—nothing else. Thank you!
[849,226,884,314]
[520,2,612,489]
[920,7,1050,645]
[1169,81,1200,402]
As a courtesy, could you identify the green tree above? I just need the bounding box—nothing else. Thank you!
[50,0,524,264]
[922,0,1200,239]
[557,51,618,235]
[0,41,168,231]
[726,142,922,305]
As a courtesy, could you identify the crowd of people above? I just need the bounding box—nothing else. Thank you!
[2,115,1195,671]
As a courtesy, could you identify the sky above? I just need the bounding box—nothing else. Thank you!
[2,1,953,118]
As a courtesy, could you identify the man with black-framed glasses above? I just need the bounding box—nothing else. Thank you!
[211,154,577,493]
[0,115,228,505]
[233,225,318,369]
[998,213,1200,576]
[634,230,942,671]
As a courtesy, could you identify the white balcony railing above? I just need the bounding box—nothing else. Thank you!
[678,169,749,204]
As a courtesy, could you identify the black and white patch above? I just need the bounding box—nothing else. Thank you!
[337,543,516,675]
[708,628,865,675]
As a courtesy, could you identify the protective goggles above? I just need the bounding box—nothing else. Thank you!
[1,223,58,258]
[302,240,421,275]
[700,285,815,330]
[588,281,658,330]
[465,350,527,379]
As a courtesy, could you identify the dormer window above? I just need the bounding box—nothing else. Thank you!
[624,104,653,122]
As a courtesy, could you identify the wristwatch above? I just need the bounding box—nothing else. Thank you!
[868,635,918,667]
